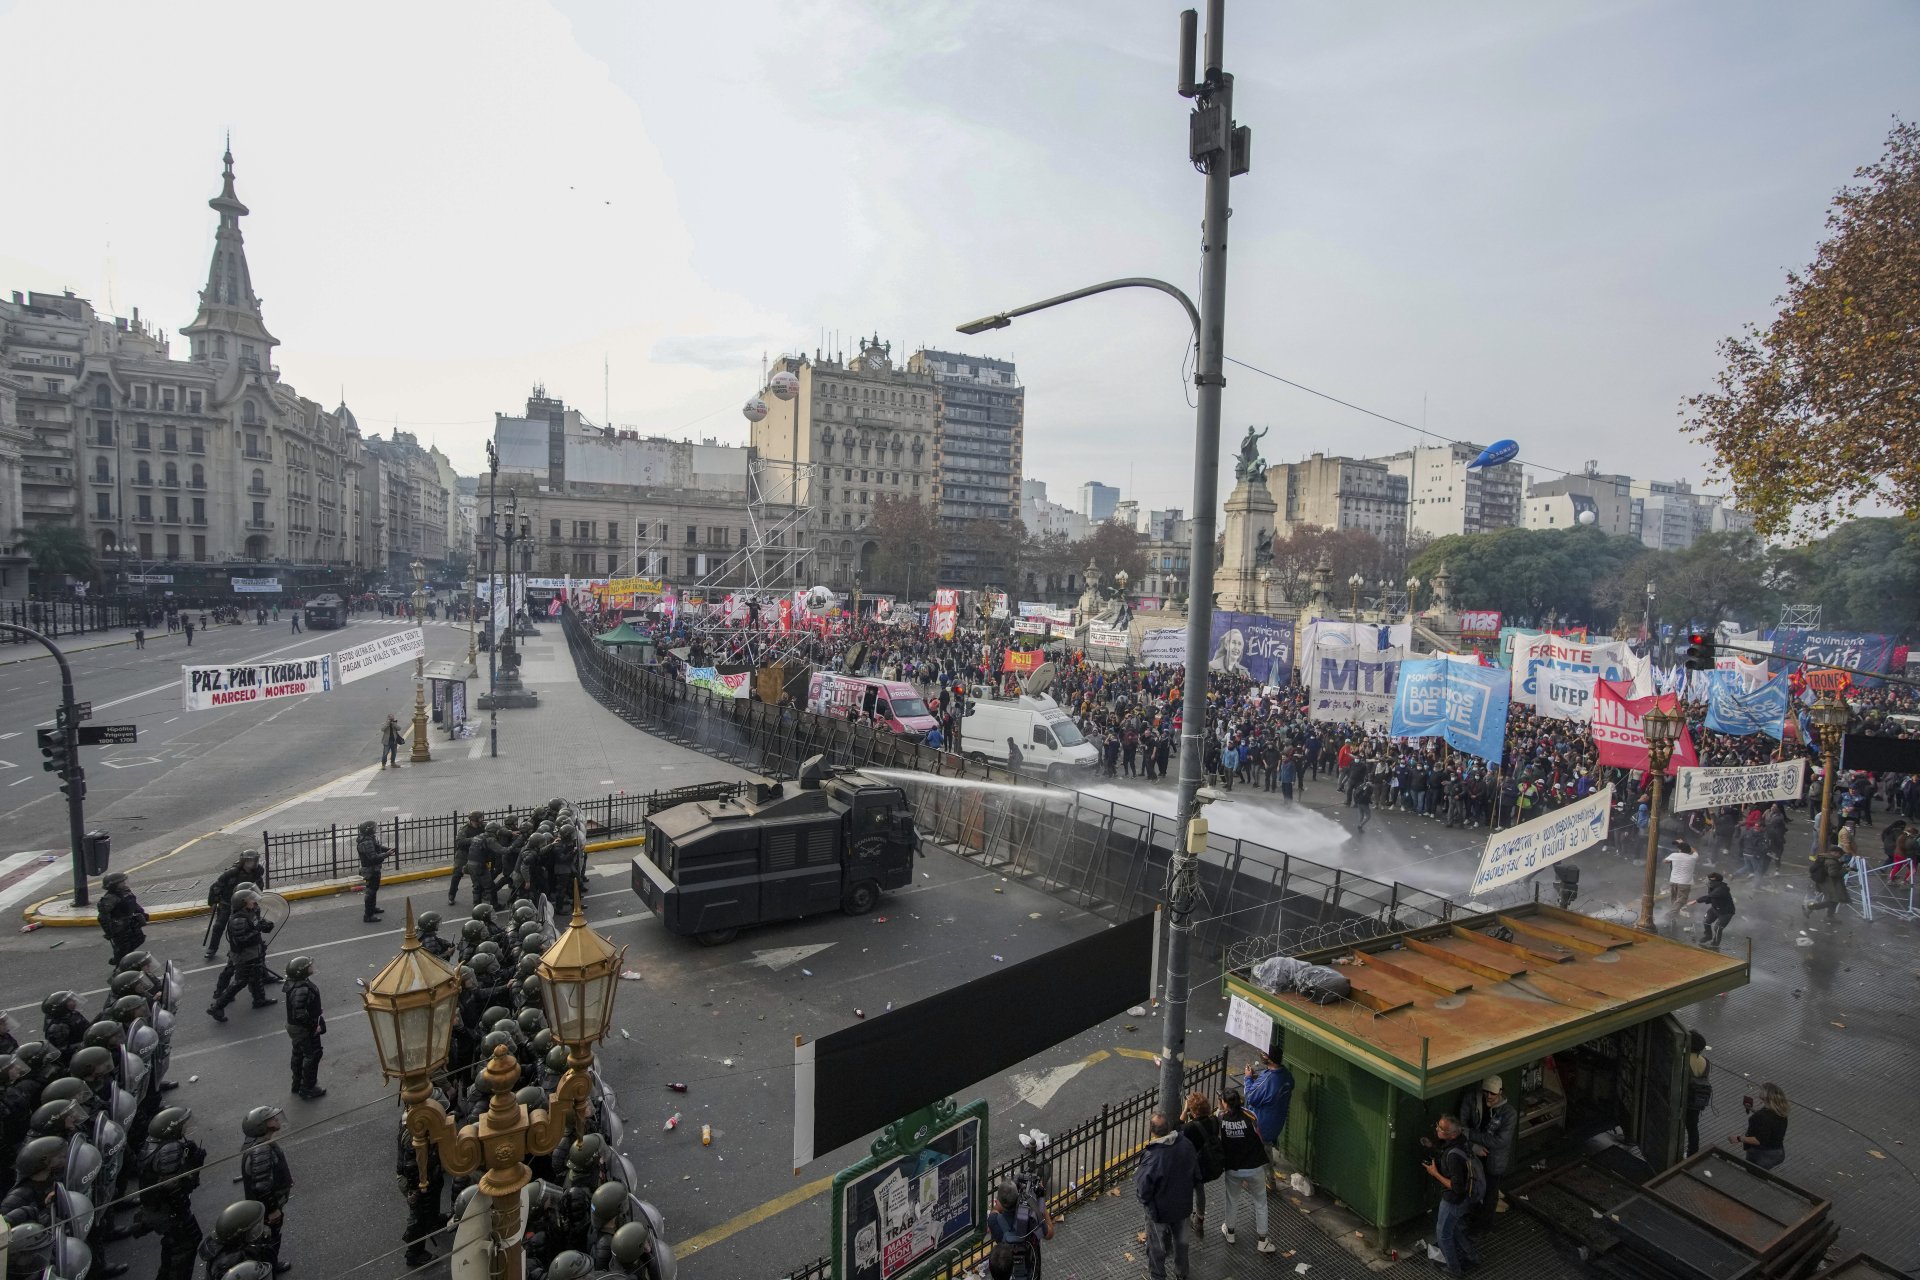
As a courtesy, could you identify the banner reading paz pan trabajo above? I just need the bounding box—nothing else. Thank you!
[183,656,334,711]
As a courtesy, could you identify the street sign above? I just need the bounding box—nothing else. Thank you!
[57,701,93,723]
[79,725,138,746]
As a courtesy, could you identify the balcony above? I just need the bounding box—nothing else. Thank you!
[186,480,206,491]
[24,490,76,512]
[159,438,179,453]
[186,516,207,527]
[161,514,183,526]
[243,447,273,462]
[187,442,207,455]
[130,476,155,488]
[246,519,275,531]
[132,513,156,525]
[248,483,271,496]
[159,478,180,489]
[131,437,153,452]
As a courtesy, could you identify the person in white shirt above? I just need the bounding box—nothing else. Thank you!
[1665,839,1700,907]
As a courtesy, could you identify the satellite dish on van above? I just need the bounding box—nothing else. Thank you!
[1022,661,1057,698]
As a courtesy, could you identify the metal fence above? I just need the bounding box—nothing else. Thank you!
[561,608,1475,964]
[777,1048,1231,1280]
[1,599,140,644]
[256,782,743,888]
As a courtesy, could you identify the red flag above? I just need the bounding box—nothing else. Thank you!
[1001,649,1042,675]
[1593,680,1698,774]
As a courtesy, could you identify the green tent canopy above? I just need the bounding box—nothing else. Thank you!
[595,621,653,649]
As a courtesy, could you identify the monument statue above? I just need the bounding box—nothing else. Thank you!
[1233,426,1269,481]
[1254,527,1274,566]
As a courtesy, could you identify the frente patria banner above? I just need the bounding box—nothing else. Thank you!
[1672,760,1806,813]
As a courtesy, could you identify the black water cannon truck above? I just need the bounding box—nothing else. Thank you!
[629,754,920,945]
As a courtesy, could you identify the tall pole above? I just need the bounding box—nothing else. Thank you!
[1637,744,1672,931]
[0,624,89,906]
[1816,731,1838,854]
[1161,0,1245,1119]
[487,444,500,759]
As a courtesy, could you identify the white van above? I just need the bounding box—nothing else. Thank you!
[960,664,1098,781]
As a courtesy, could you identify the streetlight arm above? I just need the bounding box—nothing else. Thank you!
[404,1089,483,1187]
[957,277,1201,340]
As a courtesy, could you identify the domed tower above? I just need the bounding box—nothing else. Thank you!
[181,143,279,369]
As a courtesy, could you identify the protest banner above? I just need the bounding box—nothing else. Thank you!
[1672,760,1805,813]
[1772,628,1898,688]
[1001,649,1043,675]
[1209,612,1294,686]
[1703,670,1788,739]
[1469,791,1611,896]
[1306,632,1404,728]
[1139,628,1185,665]
[1390,659,1510,763]
[929,589,959,639]
[1512,632,1651,719]
[686,667,751,699]
[1087,623,1128,650]
[335,628,425,684]
[1592,681,1698,773]
[183,656,334,711]
[1457,610,1502,639]
[231,576,281,593]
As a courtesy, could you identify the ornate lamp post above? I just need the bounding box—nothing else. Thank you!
[465,558,480,679]
[1405,575,1421,621]
[1809,694,1852,853]
[1347,572,1364,621]
[364,900,621,1280]
[1636,705,1682,931]
[409,558,432,764]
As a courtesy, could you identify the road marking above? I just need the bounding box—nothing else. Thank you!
[165,717,179,725]
[0,850,68,916]
[0,732,17,740]
[1009,1049,1107,1109]
[674,1175,835,1260]
[744,943,837,971]
[467,736,486,760]
[9,777,30,786]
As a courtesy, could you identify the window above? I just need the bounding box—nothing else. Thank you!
[95,420,114,445]
[137,532,152,558]
[549,518,561,538]
[251,468,266,493]
[45,378,63,393]
[607,521,619,542]
[194,535,207,562]
[136,461,151,484]
[137,495,152,519]
[161,391,175,411]
[163,461,177,485]
[135,423,150,448]
[686,556,698,576]
[93,459,109,483]
[193,498,206,523]
[188,391,202,413]
[740,527,749,547]
[252,501,266,525]
[96,493,111,519]
[685,525,697,545]
[93,384,111,407]
[166,534,180,559]
[163,427,177,450]
[165,496,179,522]
[242,400,257,425]
[133,386,148,407]
[656,521,668,540]
[189,428,204,452]
[608,554,620,574]
[190,463,205,488]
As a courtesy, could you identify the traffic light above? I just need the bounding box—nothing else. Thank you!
[1684,630,1717,671]
[40,737,70,774]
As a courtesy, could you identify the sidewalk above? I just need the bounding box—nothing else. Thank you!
[0,620,243,665]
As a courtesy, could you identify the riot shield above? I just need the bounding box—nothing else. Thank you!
[161,959,184,1015]
[258,890,293,959]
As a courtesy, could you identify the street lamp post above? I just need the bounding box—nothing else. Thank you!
[1637,706,1682,931]
[409,559,432,764]
[1348,572,1364,621]
[465,558,480,679]
[1405,575,1421,623]
[364,899,622,1280]
[1809,694,1851,853]
[954,0,1247,1119]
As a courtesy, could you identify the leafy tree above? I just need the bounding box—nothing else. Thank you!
[863,497,944,598]
[13,524,95,591]
[1768,516,1920,635]
[1265,525,1390,605]
[1685,120,1920,537]
[1594,531,1776,633]
[1082,519,1146,584]
[1408,526,1647,626]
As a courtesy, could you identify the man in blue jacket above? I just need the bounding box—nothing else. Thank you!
[1134,1113,1198,1280]
[1244,1052,1295,1184]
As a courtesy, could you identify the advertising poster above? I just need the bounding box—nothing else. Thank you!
[1208,612,1294,686]
[834,1108,984,1280]
[1457,610,1503,639]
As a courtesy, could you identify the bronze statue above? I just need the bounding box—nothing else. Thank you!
[1233,426,1269,481]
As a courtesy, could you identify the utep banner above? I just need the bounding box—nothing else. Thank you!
[1772,628,1898,688]
[1673,759,1806,814]
[1592,680,1698,774]
[1307,629,1405,728]
[1209,612,1294,686]
[183,656,334,711]
[1512,632,1652,721]
[1391,659,1510,764]
[1703,670,1788,739]
[335,628,425,684]
[1470,790,1610,897]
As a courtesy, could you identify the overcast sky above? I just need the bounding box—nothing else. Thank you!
[3,0,1915,515]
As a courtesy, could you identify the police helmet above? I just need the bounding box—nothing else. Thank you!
[479,1006,512,1030]
[485,821,506,837]
[239,849,261,865]
[13,1041,55,1072]
[474,941,502,960]
[611,1218,655,1265]
[479,1030,515,1057]
[116,949,156,976]
[544,1045,570,1075]
[109,970,156,1001]
[471,902,495,922]
[514,1085,547,1110]
[514,954,539,979]
[0,1053,22,1085]
[70,1043,117,1079]
[510,897,534,914]
[1,1220,54,1260]
[418,910,443,933]
[520,976,543,1005]
[102,872,129,891]
[544,1252,595,1280]
[358,820,377,834]
[212,1199,268,1243]
[490,1018,520,1042]
[13,1134,68,1177]
[285,956,315,981]
[529,1029,555,1058]
[29,1098,84,1135]
[41,990,79,1016]
[468,810,485,825]
[38,1077,91,1106]
[241,1105,284,1139]
[111,994,150,1025]
[150,1106,192,1140]
[590,1182,630,1226]
[231,888,261,910]
[82,1022,124,1052]
[516,1008,543,1036]
[566,1133,605,1174]
[467,953,500,978]
[222,1263,274,1280]
[460,919,487,944]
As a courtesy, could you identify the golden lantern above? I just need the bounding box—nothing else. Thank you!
[361,900,461,1083]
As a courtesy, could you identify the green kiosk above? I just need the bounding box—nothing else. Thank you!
[1223,902,1749,1238]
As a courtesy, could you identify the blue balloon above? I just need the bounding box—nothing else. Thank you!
[1468,439,1518,469]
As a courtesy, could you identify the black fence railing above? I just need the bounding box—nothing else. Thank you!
[1,599,141,643]
[559,607,1471,964]
[777,1049,1231,1280]
[255,782,743,888]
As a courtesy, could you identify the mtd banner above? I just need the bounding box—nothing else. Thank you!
[1306,630,1404,728]
[1209,612,1294,687]
[1391,659,1510,764]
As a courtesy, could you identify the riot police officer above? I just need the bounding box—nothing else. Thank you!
[355,820,391,923]
[96,873,149,966]
[1,1053,33,1199]
[282,958,326,1100]
[416,911,455,963]
[0,1009,16,1057]
[609,1215,675,1279]
[470,822,508,907]
[237,1108,293,1274]
[449,810,486,906]
[138,1106,207,1280]
[40,993,90,1066]
[2,1134,66,1224]
[204,851,265,961]
[207,891,276,1022]
[395,1100,444,1268]
[196,1200,275,1279]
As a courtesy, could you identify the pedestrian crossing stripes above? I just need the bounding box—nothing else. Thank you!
[0,849,69,917]
[343,618,466,628]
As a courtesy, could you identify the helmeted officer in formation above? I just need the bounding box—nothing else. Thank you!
[207,890,276,1022]
[282,957,326,1100]
[138,1105,207,1280]
[237,1106,294,1274]
[449,809,486,906]
[40,991,91,1066]
[95,872,149,966]
[356,819,391,924]
[203,851,265,961]
[415,911,455,962]
[196,1199,277,1279]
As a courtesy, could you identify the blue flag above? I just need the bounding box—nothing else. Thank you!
[1390,659,1510,764]
[1704,671,1788,740]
